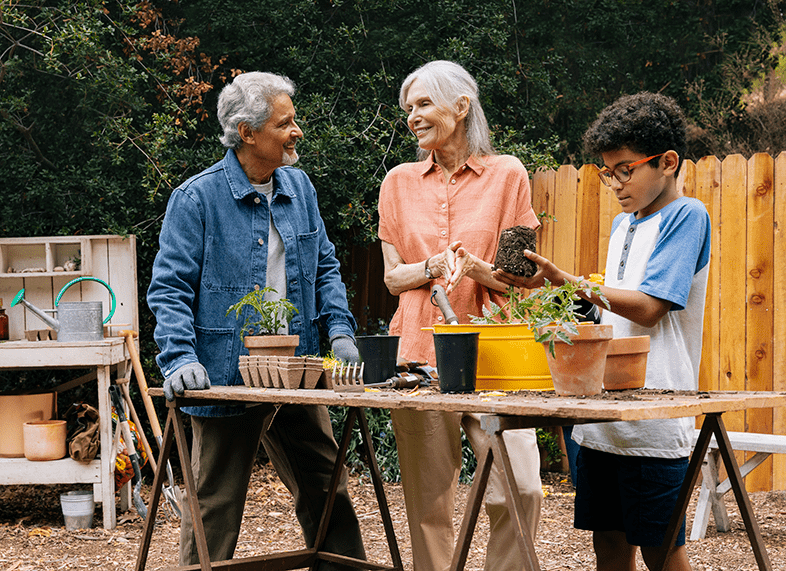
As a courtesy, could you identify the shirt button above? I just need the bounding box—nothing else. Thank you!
[451,179,456,184]
[254,197,261,204]
[441,203,447,209]
[623,244,628,250]
[441,230,447,236]
[619,261,625,267]
[258,238,264,246]
[629,227,635,233]
[254,284,261,290]
[437,316,443,321]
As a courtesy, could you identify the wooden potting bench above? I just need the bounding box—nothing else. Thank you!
[0,235,139,529]
[135,387,786,571]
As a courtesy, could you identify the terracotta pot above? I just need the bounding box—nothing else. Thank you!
[603,335,650,391]
[23,419,67,461]
[538,323,613,396]
[0,392,57,458]
[243,334,300,356]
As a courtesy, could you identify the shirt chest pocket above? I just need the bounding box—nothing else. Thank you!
[297,229,318,284]
[203,234,250,293]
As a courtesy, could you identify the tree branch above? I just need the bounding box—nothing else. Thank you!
[0,110,57,170]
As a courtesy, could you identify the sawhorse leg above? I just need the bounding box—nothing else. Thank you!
[449,415,542,571]
[656,413,772,571]
[134,401,402,571]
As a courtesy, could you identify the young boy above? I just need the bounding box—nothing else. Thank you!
[494,92,711,571]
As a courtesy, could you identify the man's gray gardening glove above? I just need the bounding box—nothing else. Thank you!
[331,335,360,364]
[163,362,211,401]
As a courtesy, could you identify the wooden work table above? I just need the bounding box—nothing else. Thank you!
[137,386,786,571]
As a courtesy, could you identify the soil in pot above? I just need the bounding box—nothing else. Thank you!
[493,225,538,277]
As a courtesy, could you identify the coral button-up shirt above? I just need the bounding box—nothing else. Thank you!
[378,152,539,365]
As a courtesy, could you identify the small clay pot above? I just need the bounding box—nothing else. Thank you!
[603,336,650,390]
[23,419,67,461]
[493,225,538,277]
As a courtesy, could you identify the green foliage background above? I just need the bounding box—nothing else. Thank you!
[1,0,783,480]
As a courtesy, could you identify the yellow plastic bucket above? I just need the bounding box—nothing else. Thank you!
[431,323,553,391]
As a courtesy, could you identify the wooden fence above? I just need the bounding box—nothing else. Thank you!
[347,152,786,492]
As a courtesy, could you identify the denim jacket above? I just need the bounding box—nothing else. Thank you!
[147,149,356,416]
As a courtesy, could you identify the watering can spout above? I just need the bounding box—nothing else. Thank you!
[11,289,60,332]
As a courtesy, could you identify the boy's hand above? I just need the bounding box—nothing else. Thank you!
[492,249,572,289]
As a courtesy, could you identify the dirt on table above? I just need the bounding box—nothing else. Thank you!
[1,461,786,571]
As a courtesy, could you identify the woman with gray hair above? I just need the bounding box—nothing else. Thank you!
[378,60,543,571]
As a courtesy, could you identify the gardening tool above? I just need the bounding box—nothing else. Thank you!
[364,375,424,389]
[119,330,182,518]
[430,284,459,324]
[331,361,365,392]
[11,277,116,342]
[109,384,148,520]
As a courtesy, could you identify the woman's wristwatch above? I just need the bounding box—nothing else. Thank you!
[425,257,434,279]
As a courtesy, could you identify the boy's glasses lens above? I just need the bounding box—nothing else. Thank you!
[597,153,664,187]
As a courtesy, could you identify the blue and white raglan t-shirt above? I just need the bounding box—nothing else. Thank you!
[572,196,711,458]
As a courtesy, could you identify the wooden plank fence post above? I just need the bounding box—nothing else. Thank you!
[746,153,775,491]
[719,155,749,439]
[773,151,786,489]
[695,157,722,395]
[553,165,579,274]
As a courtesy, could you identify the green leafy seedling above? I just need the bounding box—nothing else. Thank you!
[226,287,298,341]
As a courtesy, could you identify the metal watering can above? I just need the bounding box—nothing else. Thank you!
[11,277,116,342]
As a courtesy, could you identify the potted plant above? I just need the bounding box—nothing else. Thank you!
[471,279,612,396]
[227,287,304,388]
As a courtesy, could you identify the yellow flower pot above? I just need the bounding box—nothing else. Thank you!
[431,323,553,391]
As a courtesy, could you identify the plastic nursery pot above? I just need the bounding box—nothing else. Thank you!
[356,335,400,385]
[538,323,613,396]
[603,335,650,391]
[433,332,480,394]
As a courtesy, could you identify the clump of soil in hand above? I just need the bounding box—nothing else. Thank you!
[493,226,538,277]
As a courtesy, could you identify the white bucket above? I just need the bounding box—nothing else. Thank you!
[60,490,95,530]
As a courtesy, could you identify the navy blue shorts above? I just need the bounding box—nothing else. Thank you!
[574,446,689,547]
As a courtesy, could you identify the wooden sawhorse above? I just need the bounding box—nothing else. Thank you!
[134,397,402,571]
[449,412,774,571]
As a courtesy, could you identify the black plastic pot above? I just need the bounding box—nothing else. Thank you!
[433,332,479,393]
[356,335,400,385]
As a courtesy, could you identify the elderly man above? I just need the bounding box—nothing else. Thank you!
[147,71,366,568]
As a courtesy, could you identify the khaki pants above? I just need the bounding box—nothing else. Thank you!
[392,409,542,571]
[180,404,365,570]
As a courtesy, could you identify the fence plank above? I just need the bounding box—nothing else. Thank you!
[576,165,601,278]
[745,153,775,491]
[597,171,620,274]
[773,152,786,487]
[553,165,579,274]
[533,168,555,263]
[694,157,722,394]
[719,155,748,437]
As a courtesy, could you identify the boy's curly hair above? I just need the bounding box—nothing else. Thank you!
[583,92,687,172]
